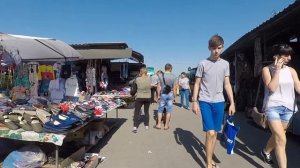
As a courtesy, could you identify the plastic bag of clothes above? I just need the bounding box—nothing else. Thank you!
[3,145,47,168]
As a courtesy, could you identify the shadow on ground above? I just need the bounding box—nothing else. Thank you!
[174,128,220,168]
[88,118,127,153]
[173,102,182,108]
[228,112,300,168]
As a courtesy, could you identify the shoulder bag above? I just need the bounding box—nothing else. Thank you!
[251,75,268,129]
[130,79,137,96]
[161,72,172,94]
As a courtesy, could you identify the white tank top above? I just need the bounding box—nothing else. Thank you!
[264,65,297,111]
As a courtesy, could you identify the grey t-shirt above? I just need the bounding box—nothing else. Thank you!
[158,72,177,94]
[196,58,230,102]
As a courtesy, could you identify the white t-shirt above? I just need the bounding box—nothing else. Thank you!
[151,75,159,86]
[49,78,65,103]
[179,78,189,90]
[65,76,79,96]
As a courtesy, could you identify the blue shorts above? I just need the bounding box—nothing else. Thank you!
[199,101,225,132]
[158,93,174,113]
[265,106,293,123]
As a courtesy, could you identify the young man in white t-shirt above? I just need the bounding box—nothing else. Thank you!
[192,34,235,168]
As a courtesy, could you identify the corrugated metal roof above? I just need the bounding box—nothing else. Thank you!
[222,1,300,57]
[132,51,144,63]
[69,42,144,63]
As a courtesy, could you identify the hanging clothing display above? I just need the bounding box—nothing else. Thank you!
[65,75,79,97]
[53,62,63,79]
[86,64,96,92]
[27,62,39,97]
[0,65,14,90]
[14,64,30,89]
[37,65,46,80]
[39,79,50,96]
[45,65,55,80]
[48,78,65,103]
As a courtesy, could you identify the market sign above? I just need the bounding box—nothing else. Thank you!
[147,67,155,76]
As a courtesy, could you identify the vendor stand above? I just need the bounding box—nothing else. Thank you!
[70,43,144,92]
[92,89,135,110]
[0,33,119,167]
[0,101,125,168]
[0,36,141,167]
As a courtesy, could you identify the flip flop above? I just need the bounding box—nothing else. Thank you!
[164,127,170,130]
[132,129,137,133]
[153,125,161,130]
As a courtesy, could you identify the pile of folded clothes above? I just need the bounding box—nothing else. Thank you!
[0,105,51,133]
[0,94,126,134]
[43,112,83,134]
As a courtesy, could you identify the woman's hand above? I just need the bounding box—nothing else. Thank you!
[274,56,284,70]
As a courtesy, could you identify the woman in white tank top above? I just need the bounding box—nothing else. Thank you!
[261,44,300,168]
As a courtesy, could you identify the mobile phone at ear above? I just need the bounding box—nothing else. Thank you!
[273,55,280,60]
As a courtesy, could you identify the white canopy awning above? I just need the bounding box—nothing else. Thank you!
[0,33,82,64]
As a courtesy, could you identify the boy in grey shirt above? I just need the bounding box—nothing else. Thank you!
[192,34,235,168]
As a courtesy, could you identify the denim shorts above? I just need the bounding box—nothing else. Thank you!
[158,92,174,113]
[265,106,293,123]
[199,101,225,132]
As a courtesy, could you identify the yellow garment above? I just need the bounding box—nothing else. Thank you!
[46,65,55,79]
[38,65,47,80]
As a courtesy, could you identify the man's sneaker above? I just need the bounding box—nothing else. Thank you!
[261,150,274,164]
[132,127,137,133]
[186,107,190,110]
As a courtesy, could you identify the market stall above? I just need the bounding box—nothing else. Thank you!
[0,33,127,167]
[70,43,144,108]
[0,100,125,167]
[70,43,144,88]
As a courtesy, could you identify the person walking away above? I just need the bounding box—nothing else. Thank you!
[261,43,300,168]
[154,63,177,130]
[179,72,191,110]
[192,34,235,168]
[99,65,109,91]
[150,70,161,103]
[132,67,152,133]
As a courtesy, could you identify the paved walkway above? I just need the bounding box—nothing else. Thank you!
[91,99,300,168]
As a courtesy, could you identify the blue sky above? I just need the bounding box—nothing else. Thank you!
[1,0,295,75]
